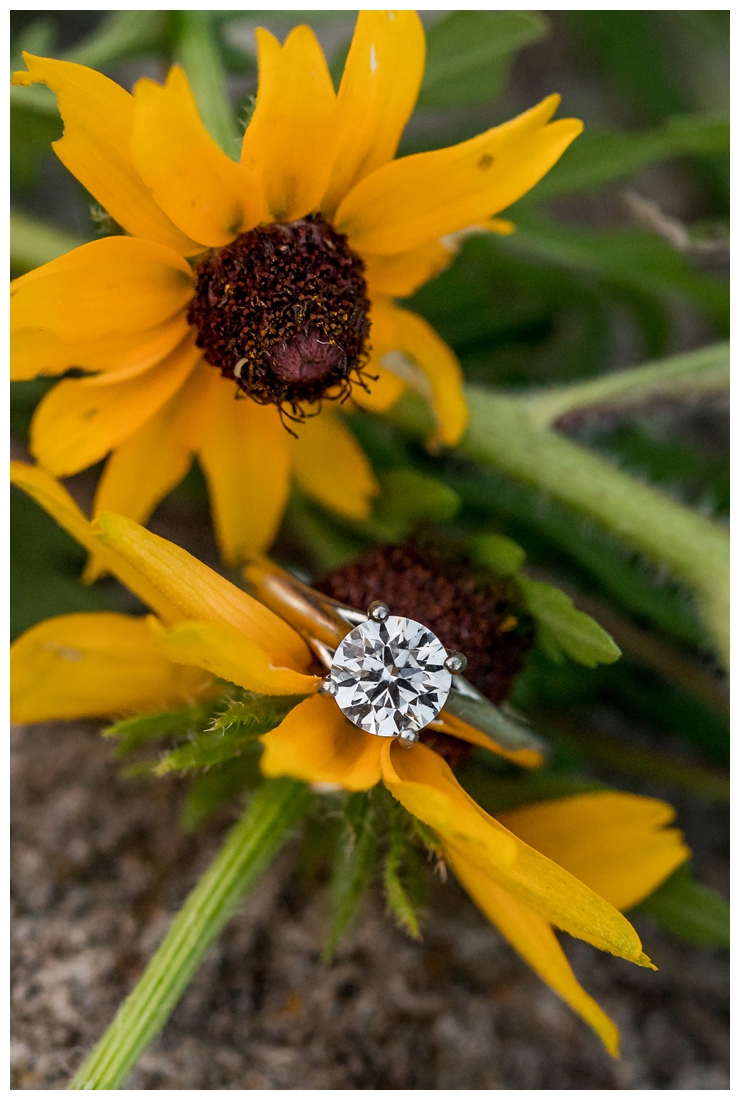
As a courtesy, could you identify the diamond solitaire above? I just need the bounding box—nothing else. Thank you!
[326,609,453,742]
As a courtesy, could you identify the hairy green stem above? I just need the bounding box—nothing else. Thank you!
[174,11,240,158]
[68,778,310,1090]
[521,343,729,428]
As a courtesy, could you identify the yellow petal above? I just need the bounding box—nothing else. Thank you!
[321,10,425,217]
[132,66,265,247]
[10,461,183,625]
[30,334,201,477]
[11,236,194,344]
[362,239,454,298]
[82,365,211,582]
[429,709,544,769]
[154,619,320,697]
[336,96,582,254]
[11,54,202,255]
[11,314,190,383]
[260,694,383,791]
[382,741,651,964]
[197,382,291,565]
[448,849,620,1057]
[350,364,406,415]
[241,26,337,221]
[10,612,211,723]
[92,510,313,672]
[371,299,467,446]
[499,792,691,912]
[289,411,379,520]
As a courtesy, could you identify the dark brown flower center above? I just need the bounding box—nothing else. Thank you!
[316,541,534,769]
[188,214,372,426]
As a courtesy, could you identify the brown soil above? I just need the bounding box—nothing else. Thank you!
[11,721,729,1090]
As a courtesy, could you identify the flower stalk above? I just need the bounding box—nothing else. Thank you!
[68,778,310,1090]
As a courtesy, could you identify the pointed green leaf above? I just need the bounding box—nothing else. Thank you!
[634,864,729,947]
[382,804,426,940]
[519,576,621,667]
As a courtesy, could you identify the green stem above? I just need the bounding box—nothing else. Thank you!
[521,343,729,429]
[174,11,240,158]
[462,388,729,665]
[68,778,310,1090]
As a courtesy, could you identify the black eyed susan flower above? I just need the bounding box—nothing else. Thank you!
[11,460,689,1056]
[11,11,582,566]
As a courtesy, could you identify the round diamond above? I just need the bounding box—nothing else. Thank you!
[330,615,452,738]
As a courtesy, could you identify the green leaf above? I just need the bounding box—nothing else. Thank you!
[155,690,305,774]
[468,532,526,577]
[69,778,311,1089]
[10,211,85,275]
[634,864,729,947]
[518,576,621,668]
[180,754,263,833]
[323,792,377,962]
[502,215,730,335]
[521,115,730,204]
[64,10,168,69]
[418,11,548,108]
[103,701,220,757]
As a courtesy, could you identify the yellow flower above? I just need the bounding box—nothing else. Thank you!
[11,12,582,567]
[10,459,688,1055]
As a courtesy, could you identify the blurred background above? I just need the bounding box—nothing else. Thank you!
[10,10,729,1090]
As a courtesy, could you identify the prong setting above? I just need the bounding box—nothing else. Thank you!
[444,651,468,675]
[397,729,419,747]
[319,677,338,697]
[367,600,390,623]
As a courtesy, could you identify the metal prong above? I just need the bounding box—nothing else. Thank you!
[397,729,419,747]
[319,677,338,697]
[367,600,390,623]
[444,651,467,674]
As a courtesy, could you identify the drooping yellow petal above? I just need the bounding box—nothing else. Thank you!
[131,66,265,247]
[11,314,190,383]
[371,299,467,446]
[154,619,320,697]
[92,510,313,672]
[11,236,194,345]
[260,694,383,791]
[350,365,406,415]
[289,411,379,520]
[321,10,425,218]
[430,710,544,769]
[11,612,212,724]
[241,26,337,221]
[362,239,454,298]
[30,334,201,477]
[336,96,582,254]
[448,849,620,1057]
[381,741,652,964]
[197,381,291,565]
[10,461,183,625]
[499,793,691,913]
[11,54,202,255]
[82,365,212,582]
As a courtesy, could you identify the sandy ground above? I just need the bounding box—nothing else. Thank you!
[11,720,728,1090]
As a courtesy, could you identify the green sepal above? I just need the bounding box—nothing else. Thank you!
[155,691,306,774]
[103,700,220,757]
[180,753,263,833]
[518,576,621,667]
[323,792,377,963]
[634,863,730,947]
[382,800,427,940]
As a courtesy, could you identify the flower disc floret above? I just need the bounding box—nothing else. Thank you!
[188,214,372,419]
